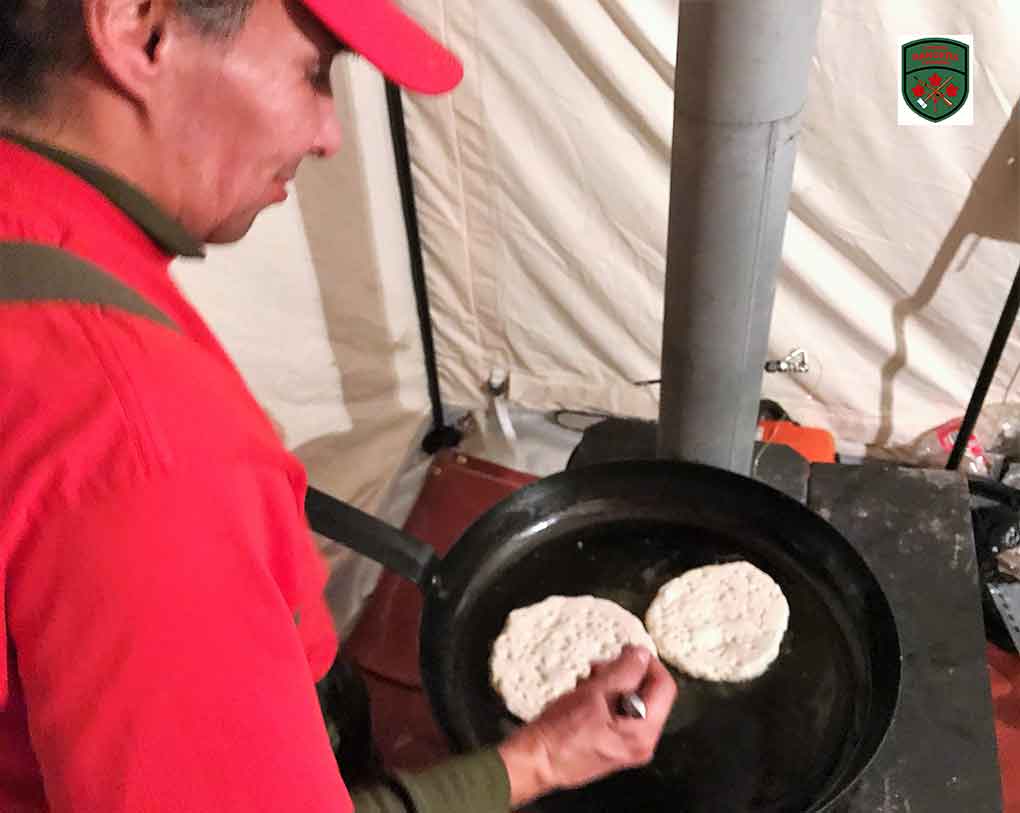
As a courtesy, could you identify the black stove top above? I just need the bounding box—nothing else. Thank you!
[568,418,1002,812]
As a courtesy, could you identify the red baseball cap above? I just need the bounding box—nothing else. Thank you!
[298,0,463,94]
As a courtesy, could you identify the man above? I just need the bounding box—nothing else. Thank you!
[0,0,676,810]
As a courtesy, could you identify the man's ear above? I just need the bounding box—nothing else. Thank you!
[82,0,174,102]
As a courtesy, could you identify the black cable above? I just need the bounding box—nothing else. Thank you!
[947,260,1020,470]
[385,81,462,454]
[968,475,1020,511]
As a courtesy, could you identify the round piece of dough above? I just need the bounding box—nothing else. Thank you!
[645,561,789,682]
[490,595,657,722]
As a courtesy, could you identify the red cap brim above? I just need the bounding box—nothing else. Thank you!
[299,0,463,94]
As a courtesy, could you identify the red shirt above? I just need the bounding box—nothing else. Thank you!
[0,137,353,812]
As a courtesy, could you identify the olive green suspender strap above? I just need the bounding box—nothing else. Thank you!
[0,242,179,331]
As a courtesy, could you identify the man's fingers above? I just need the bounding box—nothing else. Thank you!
[518,646,680,792]
[590,645,653,693]
[637,656,678,727]
[607,659,677,766]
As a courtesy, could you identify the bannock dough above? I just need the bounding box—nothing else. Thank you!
[644,561,789,682]
[490,595,657,722]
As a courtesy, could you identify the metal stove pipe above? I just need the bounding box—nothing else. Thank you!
[657,0,823,474]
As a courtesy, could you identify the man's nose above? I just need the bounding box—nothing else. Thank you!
[312,101,343,159]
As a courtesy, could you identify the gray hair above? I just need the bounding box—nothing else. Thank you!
[0,0,256,113]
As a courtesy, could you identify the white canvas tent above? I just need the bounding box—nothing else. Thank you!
[171,0,1019,630]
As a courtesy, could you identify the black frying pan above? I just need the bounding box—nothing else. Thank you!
[306,459,900,812]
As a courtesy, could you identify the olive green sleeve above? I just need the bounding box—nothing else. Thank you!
[349,747,511,813]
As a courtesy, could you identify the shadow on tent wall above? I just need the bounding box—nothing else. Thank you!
[288,73,426,636]
[290,71,417,511]
[874,102,1020,447]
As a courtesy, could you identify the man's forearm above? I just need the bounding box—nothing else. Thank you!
[349,748,511,813]
[497,727,555,807]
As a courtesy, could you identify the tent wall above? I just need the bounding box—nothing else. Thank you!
[399,0,1020,453]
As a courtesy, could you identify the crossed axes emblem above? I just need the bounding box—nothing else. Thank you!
[913,74,957,111]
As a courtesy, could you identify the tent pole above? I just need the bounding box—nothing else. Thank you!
[385,81,462,453]
[657,0,822,474]
[947,260,1020,471]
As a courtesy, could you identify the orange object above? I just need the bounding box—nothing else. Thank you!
[757,420,837,463]
[988,643,1020,812]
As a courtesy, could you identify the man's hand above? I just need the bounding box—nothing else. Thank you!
[497,645,677,806]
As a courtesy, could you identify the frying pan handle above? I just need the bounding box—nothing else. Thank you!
[305,486,437,589]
